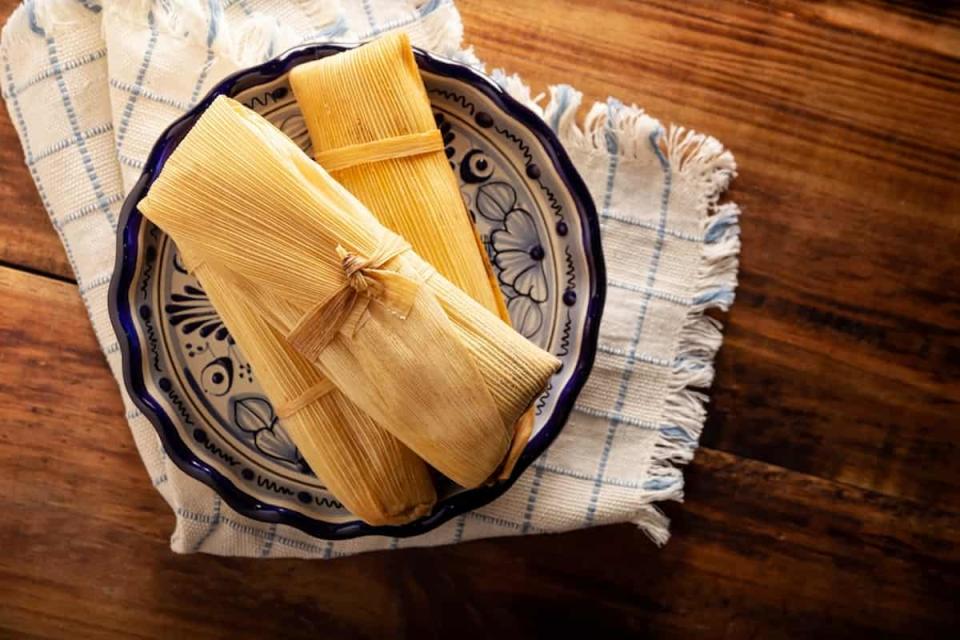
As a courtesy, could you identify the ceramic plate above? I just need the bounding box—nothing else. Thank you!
[109,44,605,539]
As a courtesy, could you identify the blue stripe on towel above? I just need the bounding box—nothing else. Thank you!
[46,35,116,229]
[585,119,672,525]
[114,10,160,149]
[191,497,222,553]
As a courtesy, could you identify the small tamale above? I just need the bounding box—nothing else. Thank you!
[289,33,508,320]
[138,96,560,488]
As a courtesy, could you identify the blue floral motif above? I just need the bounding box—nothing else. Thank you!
[490,207,549,303]
[232,395,309,472]
[507,295,544,339]
[165,282,232,343]
[459,159,550,339]
[434,111,456,168]
[474,180,516,223]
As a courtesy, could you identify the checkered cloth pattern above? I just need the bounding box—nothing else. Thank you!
[1,0,739,557]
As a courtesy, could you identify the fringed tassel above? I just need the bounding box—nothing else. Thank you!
[230,14,301,66]
[376,0,464,58]
[1,0,100,47]
[632,504,671,547]
[488,70,742,546]
[639,125,740,545]
[101,0,340,68]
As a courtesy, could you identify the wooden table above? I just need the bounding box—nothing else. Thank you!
[1,1,958,637]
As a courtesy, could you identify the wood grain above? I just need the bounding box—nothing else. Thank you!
[1,267,957,638]
[458,0,960,504]
[1,0,959,636]
[0,125,72,279]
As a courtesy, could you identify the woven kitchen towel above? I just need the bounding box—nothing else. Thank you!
[1,0,740,558]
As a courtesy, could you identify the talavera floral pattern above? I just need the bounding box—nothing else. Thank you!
[166,247,305,473]
[462,160,550,340]
[232,395,309,472]
[165,282,232,342]
[490,207,549,302]
[123,74,590,528]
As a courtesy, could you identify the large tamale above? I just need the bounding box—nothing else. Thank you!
[139,96,560,488]
[289,33,534,475]
[175,246,435,526]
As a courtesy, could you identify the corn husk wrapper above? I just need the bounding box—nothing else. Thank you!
[290,33,508,319]
[139,96,560,488]
[290,33,534,478]
[177,247,436,525]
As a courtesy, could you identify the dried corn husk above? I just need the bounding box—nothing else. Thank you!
[139,96,560,487]
[177,246,436,525]
[290,33,508,320]
[290,33,534,477]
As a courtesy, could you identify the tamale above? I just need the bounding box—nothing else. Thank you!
[289,33,533,477]
[289,33,508,320]
[178,247,436,525]
[139,96,560,488]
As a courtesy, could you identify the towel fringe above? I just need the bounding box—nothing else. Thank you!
[639,126,739,545]
[369,0,467,61]
[490,73,668,164]
[1,0,100,48]
[632,504,671,546]
[100,0,340,68]
[490,71,741,546]
[100,0,466,69]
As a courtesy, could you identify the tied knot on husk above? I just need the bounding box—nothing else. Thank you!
[287,231,423,360]
[338,244,381,296]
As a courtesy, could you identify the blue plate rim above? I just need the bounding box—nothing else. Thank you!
[107,42,607,540]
